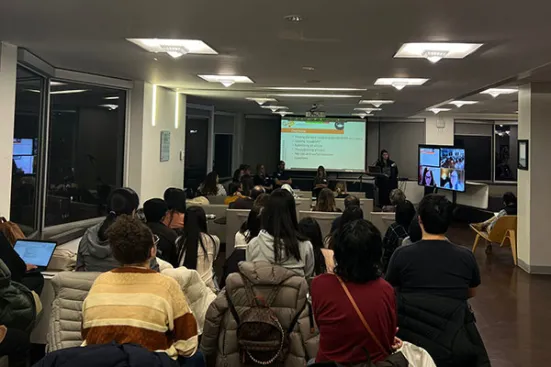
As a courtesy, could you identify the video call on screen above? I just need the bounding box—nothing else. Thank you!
[419,146,466,192]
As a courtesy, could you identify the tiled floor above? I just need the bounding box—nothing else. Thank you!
[448,225,551,367]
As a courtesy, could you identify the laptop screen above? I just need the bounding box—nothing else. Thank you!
[14,240,57,267]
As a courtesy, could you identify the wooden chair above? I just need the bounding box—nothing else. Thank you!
[471,215,517,265]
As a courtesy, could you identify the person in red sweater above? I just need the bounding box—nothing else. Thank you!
[311,219,398,364]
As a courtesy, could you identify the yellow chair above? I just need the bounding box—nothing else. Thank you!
[471,215,518,265]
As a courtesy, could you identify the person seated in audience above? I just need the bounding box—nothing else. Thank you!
[229,178,263,209]
[246,189,314,277]
[382,188,406,212]
[253,192,270,207]
[0,232,44,294]
[471,192,517,233]
[382,200,416,272]
[385,194,488,366]
[198,171,227,196]
[162,188,187,230]
[333,181,348,198]
[0,325,30,367]
[311,219,400,364]
[330,195,360,233]
[401,214,422,246]
[313,188,340,212]
[274,160,292,188]
[313,165,329,198]
[253,164,273,192]
[221,206,263,289]
[201,261,319,367]
[81,215,201,365]
[143,198,178,267]
[77,187,159,272]
[176,206,220,291]
[224,182,243,205]
[298,217,334,275]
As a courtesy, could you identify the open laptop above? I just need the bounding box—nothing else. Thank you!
[14,239,57,272]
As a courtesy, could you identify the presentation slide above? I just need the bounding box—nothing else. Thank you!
[280,118,366,171]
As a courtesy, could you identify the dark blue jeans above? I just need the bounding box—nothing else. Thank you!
[178,351,205,367]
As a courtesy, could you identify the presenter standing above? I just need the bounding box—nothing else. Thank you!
[374,149,399,207]
[274,160,292,188]
[313,165,328,198]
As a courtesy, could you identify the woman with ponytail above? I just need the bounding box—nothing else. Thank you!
[175,206,220,291]
[76,187,158,272]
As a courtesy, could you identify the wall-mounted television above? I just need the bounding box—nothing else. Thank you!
[418,145,466,192]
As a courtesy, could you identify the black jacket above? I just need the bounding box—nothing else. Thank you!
[33,343,178,367]
[0,259,36,332]
[396,293,490,367]
[0,232,26,283]
[147,222,179,267]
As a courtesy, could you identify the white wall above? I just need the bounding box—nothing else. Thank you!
[517,84,531,266]
[424,115,454,145]
[0,42,17,218]
[127,82,187,203]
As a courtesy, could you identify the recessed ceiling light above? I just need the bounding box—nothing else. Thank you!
[273,93,362,98]
[427,108,451,114]
[480,88,517,98]
[353,113,372,118]
[374,78,428,90]
[284,14,303,22]
[99,104,118,110]
[302,66,315,71]
[359,100,394,108]
[267,87,366,91]
[449,100,478,108]
[104,96,120,100]
[127,38,218,58]
[354,107,382,113]
[394,42,483,63]
[198,75,254,88]
[261,105,289,112]
[246,97,278,105]
[276,111,293,117]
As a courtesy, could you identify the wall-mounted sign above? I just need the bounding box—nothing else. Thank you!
[305,111,326,118]
[160,130,171,162]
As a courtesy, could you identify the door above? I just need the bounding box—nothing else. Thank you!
[184,117,209,190]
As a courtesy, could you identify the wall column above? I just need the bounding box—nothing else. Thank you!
[517,83,551,273]
[0,42,17,218]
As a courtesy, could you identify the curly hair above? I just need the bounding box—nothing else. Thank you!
[107,214,154,265]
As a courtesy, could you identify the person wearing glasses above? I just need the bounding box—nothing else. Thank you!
[143,198,179,267]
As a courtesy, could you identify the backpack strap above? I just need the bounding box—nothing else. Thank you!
[225,290,240,324]
[239,273,282,308]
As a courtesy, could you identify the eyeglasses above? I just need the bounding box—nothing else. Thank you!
[153,235,160,246]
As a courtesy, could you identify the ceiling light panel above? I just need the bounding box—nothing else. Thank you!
[374,78,428,90]
[261,105,288,110]
[427,108,451,114]
[127,39,218,58]
[354,107,382,112]
[359,100,394,108]
[480,88,517,98]
[273,93,362,98]
[246,97,277,105]
[198,75,254,88]
[449,100,478,107]
[267,87,366,91]
[394,42,483,62]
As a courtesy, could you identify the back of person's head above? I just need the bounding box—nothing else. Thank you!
[344,195,360,208]
[232,168,242,182]
[240,205,263,243]
[179,206,209,269]
[389,189,406,206]
[503,192,516,206]
[340,205,364,229]
[315,188,337,212]
[418,194,452,235]
[228,181,242,196]
[107,214,154,265]
[202,171,219,195]
[164,187,186,213]
[408,214,422,242]
[250,185,265,200]
[298,217,326,275]
[143,198,168,223]
[254,193,270,208]
[99,187,140,242]
[262,189,304,262]
[241,175,254,197]
[395,200,416,228]
[335,181,346,194]
[334,219,382,283]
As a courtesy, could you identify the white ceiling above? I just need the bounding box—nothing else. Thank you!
[1,0,550,116]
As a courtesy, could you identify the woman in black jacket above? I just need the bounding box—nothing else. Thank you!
[0,232,44,294]
[375,150,399,207]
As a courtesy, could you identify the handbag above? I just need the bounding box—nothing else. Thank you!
[335,275,408,367]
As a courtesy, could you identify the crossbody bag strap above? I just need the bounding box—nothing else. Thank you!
[335,275,390,355]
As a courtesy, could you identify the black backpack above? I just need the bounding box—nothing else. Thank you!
[226,274,305,366]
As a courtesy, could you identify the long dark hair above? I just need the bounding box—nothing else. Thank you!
[164,188,186,227]
[316,165,327,179]
[98,188,139,242]
[314,188,337,212]
[202,171,219,195]
[176,206,213,269]
[239,205,262,243]
[298,217,327,275]
[262,189,306,263]
[379,149,390,166]
[422,168,435,186]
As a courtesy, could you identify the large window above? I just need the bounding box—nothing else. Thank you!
[494,124,518,181]
[45,81,126,226]
[10,66,45,234]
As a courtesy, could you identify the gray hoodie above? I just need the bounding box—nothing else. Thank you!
[76,222,159,272]
[246,230,314,278]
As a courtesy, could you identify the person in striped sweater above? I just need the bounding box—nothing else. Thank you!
[81,214,200,364]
